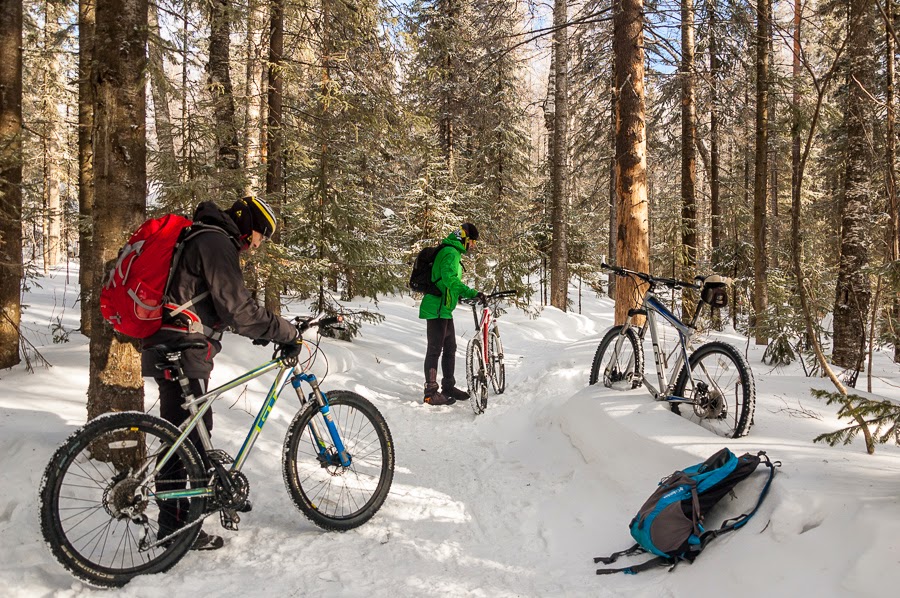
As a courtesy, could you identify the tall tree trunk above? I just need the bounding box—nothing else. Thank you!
[613,0,650,325]
[42,0,62,272]
[791,0,801,284]
[87,0,147,420]
[148,2,177,181]
[752,0,770,345]
[208,0,241,197]
[549,0,569,311]
[886,0,900,363]
[833,0,875,370]
[709,0,721,266]
[78,0,94,336]
[608,64,617,299]
[681,0,697,315]
[243,0,266,196]
[264,0,284,314]
[440,0,458,176]
[0,0,23,369]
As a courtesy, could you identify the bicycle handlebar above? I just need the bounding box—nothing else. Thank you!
[294,314,344,335]
[460,290,517,306]
[600,263,701,291]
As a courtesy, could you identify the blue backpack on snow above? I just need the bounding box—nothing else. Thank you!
[595,448,778,575]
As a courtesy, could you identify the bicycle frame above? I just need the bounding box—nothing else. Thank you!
[623,290,700,402]
[470,303,495,369]
[142,351,346,505]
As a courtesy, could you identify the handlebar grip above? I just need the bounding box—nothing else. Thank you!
[297,314,343,334]
[318,315,343,329]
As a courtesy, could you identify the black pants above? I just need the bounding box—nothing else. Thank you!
[424,318,457,390]
[155,377,211,537]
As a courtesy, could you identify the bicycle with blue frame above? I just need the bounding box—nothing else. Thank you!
[589,263,755,438]
[39,314,394,587]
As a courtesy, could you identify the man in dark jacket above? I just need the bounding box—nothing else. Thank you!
[142,196,299,550]
[418,223,484,405]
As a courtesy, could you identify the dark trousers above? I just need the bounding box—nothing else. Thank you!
[156,377,211,537]
[424,318,457,390]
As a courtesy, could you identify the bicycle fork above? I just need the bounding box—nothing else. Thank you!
[290,373,352,468]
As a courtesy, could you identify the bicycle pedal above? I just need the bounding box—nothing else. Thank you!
[220,509,240,531]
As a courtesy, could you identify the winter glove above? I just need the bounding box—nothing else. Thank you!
[475,292,487,304]
[279,339,304,360]
[252,338,270,347]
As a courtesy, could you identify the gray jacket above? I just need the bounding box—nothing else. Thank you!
[141,201,297,378]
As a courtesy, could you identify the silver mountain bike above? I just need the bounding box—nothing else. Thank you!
[589,264,755,438]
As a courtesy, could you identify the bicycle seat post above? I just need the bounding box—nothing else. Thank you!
[160,350,214,451]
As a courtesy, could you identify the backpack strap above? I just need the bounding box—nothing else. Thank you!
[595,553,675,575]
[161,224,230,340]
[593,542,645,565]
[699,451,779,549]
[429,243,452,284]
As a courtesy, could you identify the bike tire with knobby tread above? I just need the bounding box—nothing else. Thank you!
[282,391,394,531]
[671,341,756,438]
[589,325,645,388]
[488,329,506,395]
[39,411,205,587]
[466,337,488,414]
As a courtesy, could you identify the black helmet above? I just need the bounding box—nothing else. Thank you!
[460,222,479,241]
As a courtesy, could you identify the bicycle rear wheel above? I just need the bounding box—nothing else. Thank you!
[589,325,644,389]
[39,412,205,587]
[282,391,394,531]
[671,341,756,438]
[488,329,506,394]
[466,337,488,414]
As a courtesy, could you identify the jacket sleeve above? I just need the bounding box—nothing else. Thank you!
[199,234,298,343]
[437,248,477,300]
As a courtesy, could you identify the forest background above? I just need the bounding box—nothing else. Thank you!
[0,0,898,438]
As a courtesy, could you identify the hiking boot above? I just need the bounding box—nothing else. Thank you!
[442,386,470,401]
[191,529,224,551]
[424,383,455,406]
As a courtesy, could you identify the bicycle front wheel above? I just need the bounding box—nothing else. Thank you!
[466,337,488,414]
[488,329,506,395]
[672,341,756,438]
[589,325,644,389]
[282,391,394,531]
[39,412,206,587]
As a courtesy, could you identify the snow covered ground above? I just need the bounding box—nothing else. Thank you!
[1,265,899,597]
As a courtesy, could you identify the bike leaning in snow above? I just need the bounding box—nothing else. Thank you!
[589,264,755,438]
[39,314,394,587]
[461,290,516,415]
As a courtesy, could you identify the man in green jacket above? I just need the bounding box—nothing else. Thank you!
[419,223,485,405]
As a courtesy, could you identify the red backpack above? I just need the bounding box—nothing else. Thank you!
[99,214,220,339]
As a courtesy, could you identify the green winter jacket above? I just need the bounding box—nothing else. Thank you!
[418,232,478,319]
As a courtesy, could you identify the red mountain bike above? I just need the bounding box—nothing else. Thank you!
[461,291,516,415]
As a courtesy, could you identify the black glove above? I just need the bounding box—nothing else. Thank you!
[475,292,487,304]
[279,340,304,360]
[252,338,270,347]
[279,331,304,359]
